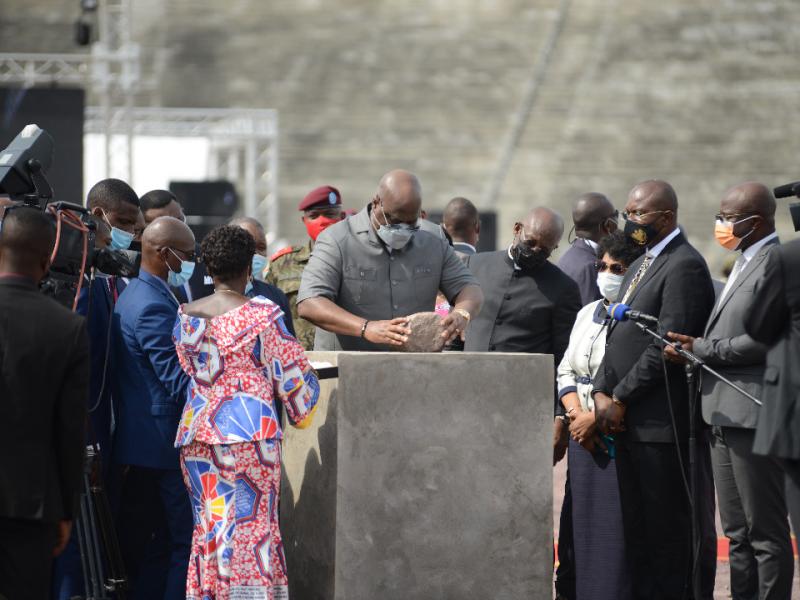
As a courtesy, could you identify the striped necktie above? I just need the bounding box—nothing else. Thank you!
[621,254,652,304]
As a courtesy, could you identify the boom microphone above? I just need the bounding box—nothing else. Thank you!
[607,302,659,325]
[773,181,800,199]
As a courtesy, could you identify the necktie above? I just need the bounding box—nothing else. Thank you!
[718,254,746,305]
[621,254,652,304]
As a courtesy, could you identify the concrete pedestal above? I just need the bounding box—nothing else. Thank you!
[281,352,553,599]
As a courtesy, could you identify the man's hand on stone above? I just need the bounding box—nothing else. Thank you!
[441,310,469,343]
[364,318,411,346]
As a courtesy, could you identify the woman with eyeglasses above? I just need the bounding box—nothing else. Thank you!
[555,230,645,600]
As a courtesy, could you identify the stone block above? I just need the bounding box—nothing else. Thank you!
[282,351,553,599]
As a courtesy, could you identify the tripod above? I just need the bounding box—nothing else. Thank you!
[633,320,761,600]
[74,446,127,600]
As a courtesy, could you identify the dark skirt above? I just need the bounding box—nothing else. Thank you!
[568,437,632,600]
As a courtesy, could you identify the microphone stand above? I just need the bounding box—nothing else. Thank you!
[631,320,761,600]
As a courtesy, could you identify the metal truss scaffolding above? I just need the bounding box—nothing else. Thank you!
[0,0,280,237]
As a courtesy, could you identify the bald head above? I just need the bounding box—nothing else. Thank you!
[229,216,267,255]
[628,180,678,213]
[517,207,564,251]
[442,197,480,246]
[572,192,618,242]
[141,216,195,280]
[0,205,55,280]
[719,182,776,250]
[372,169,422,225]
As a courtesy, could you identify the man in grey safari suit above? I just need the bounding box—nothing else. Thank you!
[666,182,793,600]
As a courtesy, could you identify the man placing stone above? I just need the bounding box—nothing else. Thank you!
[297,169,483,351]
[558,192,618,306]
[441,196,480,259]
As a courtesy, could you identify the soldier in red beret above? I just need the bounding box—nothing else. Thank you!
[265,185,345,349]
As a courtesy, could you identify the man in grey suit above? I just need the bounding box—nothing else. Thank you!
[666,182,793,600]
[441,196,480,259]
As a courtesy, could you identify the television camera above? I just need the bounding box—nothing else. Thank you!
[0,124,139,309]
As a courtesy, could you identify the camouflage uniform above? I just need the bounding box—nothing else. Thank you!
[266,241,316,350]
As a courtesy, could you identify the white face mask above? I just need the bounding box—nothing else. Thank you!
[597,271,625,302]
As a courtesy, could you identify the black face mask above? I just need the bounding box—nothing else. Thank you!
[623,216,660,247]
[511,242,549,272]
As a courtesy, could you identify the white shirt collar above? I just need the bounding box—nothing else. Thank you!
[455,242,477,253]
[646,227,681,259]
[507,245,521,270]
[581,238,599,252]
[741,232,778,263]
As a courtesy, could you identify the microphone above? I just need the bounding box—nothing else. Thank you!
[773,181,800,199]
[607,303,659,325]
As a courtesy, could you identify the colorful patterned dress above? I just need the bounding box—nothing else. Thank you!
[172,297,319,600]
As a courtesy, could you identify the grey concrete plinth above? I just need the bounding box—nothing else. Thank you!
[281,352,553,600]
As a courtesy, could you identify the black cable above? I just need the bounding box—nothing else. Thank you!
[659,340,692,505]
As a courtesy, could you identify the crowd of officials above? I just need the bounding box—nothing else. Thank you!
[0,168,798,600]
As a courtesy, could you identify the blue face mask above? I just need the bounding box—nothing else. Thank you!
[251,253,267,281]
[245,280,254,295]
[103,213,135,250]
[374,202,417,251]
[166,249,195,287]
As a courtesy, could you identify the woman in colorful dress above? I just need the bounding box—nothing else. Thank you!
[556,231,644,600]
[172,225,319,600]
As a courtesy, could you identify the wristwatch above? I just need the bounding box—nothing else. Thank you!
[612,395,625,407]
[453,308,471,322]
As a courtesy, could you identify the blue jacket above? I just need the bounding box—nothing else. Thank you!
[111,269,191,469]
[557,238,602,306]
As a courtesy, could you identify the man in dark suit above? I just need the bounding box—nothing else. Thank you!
[0,206,89,600]
[441,196,480,259]
[666,183,792,599]
[592,180,716,600]
[52,178,144,600]
[111,216,194,600]
[558,193,618,306]
[745,236,800,541]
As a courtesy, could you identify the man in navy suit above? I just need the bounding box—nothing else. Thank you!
[558,193,618,306]
[111,216,195,600]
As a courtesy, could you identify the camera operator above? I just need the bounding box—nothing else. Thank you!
[0,206,89,600]
[52,178,144,600]
[745,237,800,540]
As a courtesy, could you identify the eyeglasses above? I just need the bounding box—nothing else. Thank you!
[515,224,557,255]
[623,209,671,222]
[596,260,627,276]
[167,247,196,262]
[714,213,754,224]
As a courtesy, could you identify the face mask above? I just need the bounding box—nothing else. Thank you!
[623,215,660,247]
[165,249,195,287]
[374,205,415,251]
[511,240,549,272]
[597,271,624,301]
[251,253,267,281]
[103,212,135,250]
[305,215,340,241]
[245,280,254,295]
[714,216,756,251]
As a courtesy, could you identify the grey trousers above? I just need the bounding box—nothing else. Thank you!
[711,426,794,600]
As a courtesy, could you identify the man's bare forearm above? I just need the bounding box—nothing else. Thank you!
[297,297,365,337]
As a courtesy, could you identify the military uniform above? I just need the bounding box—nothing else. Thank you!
[266,241,315,350]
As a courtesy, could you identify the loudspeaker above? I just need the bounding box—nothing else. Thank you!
[169,180,238,217]
[0,87,84,204]
[426,210,497,252]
